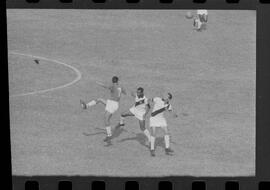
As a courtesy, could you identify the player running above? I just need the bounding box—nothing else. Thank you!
[80,76,126,144]
[116,87,151,144]
[194,9,208,31]
[149,93,178,157]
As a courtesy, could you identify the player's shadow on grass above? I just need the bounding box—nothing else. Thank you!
[82,127,106,136]
[112,127,128,139]
[118,133,178,150]
[118,133,149,148]
[83,127,128,147]
[105,128,128,147]
[155,137,167,149]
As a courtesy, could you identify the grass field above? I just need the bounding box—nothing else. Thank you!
[8,10,256,177]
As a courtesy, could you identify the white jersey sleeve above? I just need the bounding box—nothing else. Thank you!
[145,97,149,105]
[168,104,172,111]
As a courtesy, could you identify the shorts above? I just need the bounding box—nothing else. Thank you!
[149,115,167,128]
[105,99,119,114]
[129,107,146,121]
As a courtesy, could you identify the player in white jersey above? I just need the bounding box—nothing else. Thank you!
[80,76,126,144]
[116,87,151,144]
[194,9,208,31]
[149,93,178,156]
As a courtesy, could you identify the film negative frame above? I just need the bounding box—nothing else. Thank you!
[3,0,270,190]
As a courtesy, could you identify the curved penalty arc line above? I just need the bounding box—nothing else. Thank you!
[9,52,82,97]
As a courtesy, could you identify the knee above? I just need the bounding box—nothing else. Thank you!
[104,116,109,123]
[104,112,111,119]
[140,124,146,131]
[105,120,109,126]
[164,129,169,135]
[140,126,146,131]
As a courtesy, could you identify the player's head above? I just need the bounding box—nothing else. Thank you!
[164,92,172,103]
[112,76,119,84]
[168,93,172,100]
[137,87,144,98]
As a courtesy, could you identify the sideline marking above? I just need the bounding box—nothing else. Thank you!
[9,52,82,97]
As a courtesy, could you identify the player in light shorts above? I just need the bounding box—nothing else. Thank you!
[115,87,151,144]
[193,16,202,31]
[194,9,208,31]
[80,76,126,144]
[149,93,178,157]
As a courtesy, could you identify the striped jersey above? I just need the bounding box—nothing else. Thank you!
[134,95,148,112]
[151,97,172,117]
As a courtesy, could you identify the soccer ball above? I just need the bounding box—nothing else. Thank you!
[185,11,193,19]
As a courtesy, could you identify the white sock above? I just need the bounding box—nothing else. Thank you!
[105,126,112,137]
[144,129,151,142]
[164,135,170,149]
[120,116,125,125]
[198,21,202,29]
[86,100,96,108]
[150,136,155,150]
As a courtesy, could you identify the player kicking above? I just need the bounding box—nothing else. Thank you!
[116,87,151,144]
[194,9,208,31]
[149,93,177,157]
[80,76,126,144]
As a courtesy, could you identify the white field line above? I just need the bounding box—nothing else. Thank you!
[9,52,82,97]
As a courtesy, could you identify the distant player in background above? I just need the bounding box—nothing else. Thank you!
[116,87,151,144]
[34,59,39,64]
[194,9,208,31]
[149,93,178,157]
[80,76,126,144]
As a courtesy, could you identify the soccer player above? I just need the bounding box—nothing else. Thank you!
[149,93,177,157]
[193,16,202,31]
[116,87,151,144]
[80,76,126,144]
[34,59,39,64]
[194,9,208,31]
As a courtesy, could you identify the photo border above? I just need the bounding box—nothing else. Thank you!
[4,0,270,189]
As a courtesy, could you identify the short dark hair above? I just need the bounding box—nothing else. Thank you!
[137,87,144,93]
[112,76,119,83]
[168,93,172,100]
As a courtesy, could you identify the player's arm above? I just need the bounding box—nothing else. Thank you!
[148,97,155,108]
[167,104,178,118]
[96,81,112,90]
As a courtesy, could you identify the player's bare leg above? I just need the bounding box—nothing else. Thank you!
[80,98,106,109]
[103,111,113,144]
[204,15,208,22]
[199,14,207,30]
[203,14,208,29]
[163,126,173,155]
[193,17,202,31]
[139,120,151,144]
[150,127,156,157]
[115,111,134,129]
